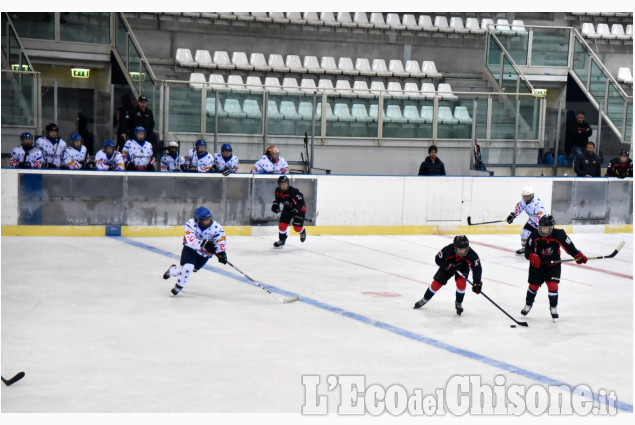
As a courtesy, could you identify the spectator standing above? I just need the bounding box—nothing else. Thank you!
[10,132,44,169]
[573,141,602,177]
[161,141,187,172]
[566,111,592,163]
[76,111,95,155]
[250,145,288,174]
[95,139,125,171]
[418,145,446,175]
[35,122,67,169]
[606,149,633,178]
[128,95,157,151]
[213,143,240,176]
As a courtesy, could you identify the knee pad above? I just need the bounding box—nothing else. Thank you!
[455,277,467,292]
[430,280,443,292]
[520,228,532,243]
[546,281,558,293]
[278,222,289,233]
[293,225,304,233]
[529,283,540,292]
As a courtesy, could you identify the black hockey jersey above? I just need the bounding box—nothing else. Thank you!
[524,228,580,265]
[273,186,306,214]
[435,244,482,281]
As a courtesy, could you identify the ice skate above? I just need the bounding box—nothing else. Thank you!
[550,306,559,322]
[273,238,286,247]
[413,298,428,309]
[455,301,464,316]
[163,264,176,280]
[171,284,183,296]
[300,229,307,243]
[516,247,525,255]
[521,304,532,316]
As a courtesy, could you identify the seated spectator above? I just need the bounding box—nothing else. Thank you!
[213,143,240,176]
[161,141,187,172]
[95,139,125,171]
[250,145,289,174]
[606,149,633,178]
[63,132,89,169]
[10,132,44,169]
[185,139,216,173]
[418,145,446,175]
[122,126,155,171]
[573,141,601,177]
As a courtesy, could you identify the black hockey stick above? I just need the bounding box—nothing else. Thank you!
[300,211,319,223]
[547,241,625,265]
[457,273,529,327]
[467,216,507,226]
[2,372,25,386]
[227,261,299,303]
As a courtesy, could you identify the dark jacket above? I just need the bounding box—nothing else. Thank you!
[418,156,446,176]
[606,157,633,178]
[566,119,592,154]
[574,151,601,177]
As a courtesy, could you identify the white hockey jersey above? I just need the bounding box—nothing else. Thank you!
[63,145,88,170]
[35,136,67,168]
[213,153,240,174]
[250,155,289,174]
[10,145,44,169]
[186,149,215,173]
[95,149,125,171]
[512,196,548,228]
[182,218,227,257]
[161,153,186,172]
[122,139,154,167]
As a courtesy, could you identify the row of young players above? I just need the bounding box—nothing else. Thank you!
[163,175,305,295]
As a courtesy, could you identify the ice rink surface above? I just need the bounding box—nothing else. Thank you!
[1,232,633,420]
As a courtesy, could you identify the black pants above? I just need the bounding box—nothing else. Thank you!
[180,245,210,271]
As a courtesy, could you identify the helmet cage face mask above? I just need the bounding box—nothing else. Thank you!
[538,225,553,237]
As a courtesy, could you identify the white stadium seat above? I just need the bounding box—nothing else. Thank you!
[300,78,318,94]
[213,51,234,70]
[232,52,253,71]
[449,17,469,33]
[338,57,359,75]
[611,24,630,40]
[422,61,442,78]
[189,72,206,89]
[250,53,272,71]
[194,49,214,68]
[617,67,633,84]
[596,23,616,39]
[176,48,197,67]
[227,75,248,92]
[286,55,307,73]
[320,12,340,27]
[337,12,356,27]
[355,58,376,76]
[268,54,290,72]
[286,12,305,24]
[419,15,438,32]
[405,60,426,78]
[386,13,405,30]
[465,17,485,34]
[304,56,325,74]
[321,56,342,74]
[208,73,226,90]
[438,83,458,100]
[264,77,285,95]
[434,16,452,32]
[388,59,409,77]
[353,12,373,29]
[581,23,601,39]
[402,14,420,30]
[372,59,392,77]
[369,12,389,29]
[304,12,323,25]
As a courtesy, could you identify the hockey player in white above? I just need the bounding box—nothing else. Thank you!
[250,145,289,174]
[122,126,155,171]
[63,133,89,169]
[10,132,44,169]
[160,141,186,172]
[35,123,67,169]
[507,186,548,254]
[163,207,228,296]
[95,139,125,171]
[213,143,240,176]
[185,139,216,173]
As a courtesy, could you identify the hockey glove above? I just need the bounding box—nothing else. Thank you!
[529,253,541,268]
[207,163,218,173]
[222,167,232,176]
[216,251,227,264]
[145,164,155,171]
[201,239,216,254]
[444,263,456,272]
[17,162,31,169]
[271,203,281,214]
[506,214,515,224]
[125,161,136,171]
[180,164,189,172]
[574,252,588,264]
[472,280,482,294]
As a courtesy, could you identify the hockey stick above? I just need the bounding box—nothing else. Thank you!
[546,241,625,265]
[456,272,529,327]
[2,372,25,386]
[467,216,507,226]
[300,210,319,223]
[227,261,299,303]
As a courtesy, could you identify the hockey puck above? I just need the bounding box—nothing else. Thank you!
[510,325,517,328]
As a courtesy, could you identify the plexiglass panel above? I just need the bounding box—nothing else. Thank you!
[530,28,569,66]
[60,13,109,43]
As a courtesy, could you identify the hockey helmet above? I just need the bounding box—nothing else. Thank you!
[266,145,279,162]
[538,214,555,237]
[194,206,213,228]
[134,126,146,137]
[277,175,289,188]
[166,141,179,152]
[221,143,232,152]
[453,235,469,257]
[20,132,34,143]
[103,139,116,148]
[45,123,59,133]
[522,186,534,201]
[69,132,83,147]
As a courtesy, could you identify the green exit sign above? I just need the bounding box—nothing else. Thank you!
[71,68,90,78]
[11,64,31,71]
[533,88,547,97]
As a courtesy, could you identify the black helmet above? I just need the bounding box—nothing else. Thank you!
[453,235,469,256]
[277,175,289,185]
[538,214,555,237]
[46,123,59,133]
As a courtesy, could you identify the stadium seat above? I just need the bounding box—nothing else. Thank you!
[338,57,359,75]
[370,81,386,96]
[494,19,514,34]
[317,79,336,93]
[420,105,434,122]
[434,16,452,32]
[386,81,407,98]
[304,56,325,74]
[251,12,272,22]
[333,103,355,121]
[422,61,442,78]
[182,12,200,18]
[438,106,458,124]
[368,104,380,121]
[465,17,485,34]
[250,53,272,71]
[279,101,303,119]
[405,60,426,77]
[353,12,373,29]
[320,12,340,27]
[617,67,633,84]
[219,12,237,21]
[351,103,374,122]
[402,14,420,30]
[245,76,264,92]
[438,83,458,100]
[596,23,616,39]
[386,13,405,30]
[304,12,323,26]
[282,77,303,94]
[286,55,307,73]
[419,15,437,32]
[264,77,285,95]
[206,97,227,117]
[317,102,336,120]
[200,13,218,19]
[611,24,630,40]
[267,100,284,119]
[208,73,226,90]
[581,23,601,38]
[269,12,289,24]
[404,82,425,98]
[298,101,317,120]
[189,72,206,89]
[227,75,248,92]
[176,48,197,67]
[355,58,376,76]
[224,98,247,118]
[372,59,392,77]
[335,80,355,97]
[481,18,495,32]
[337,12,356,27]
[194,49,214,68]
[449,17,469,33]
[268,54,290,72]
[300,78,317,94]
[388,60,409,77]
[453,106,473,124]
[403,105,425,123]
[232,52,253,71]
[511,20,527,34]
[353,80,373,98]
[321,56,342,74]
[370,12,389,29]
[213,51,234,70]
[234,12,254,21]
[242,99,262,119]
[385,105,407,123]
[626,25,633,38]
[420,83,436,99]
[286,12,305,24]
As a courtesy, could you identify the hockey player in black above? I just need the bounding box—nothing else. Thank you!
[413,235,483,316]
[271,175,306,247]
[522,214,587,321]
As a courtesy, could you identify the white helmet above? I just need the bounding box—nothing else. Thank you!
[522,186,534,197]
[167,141,178,149]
